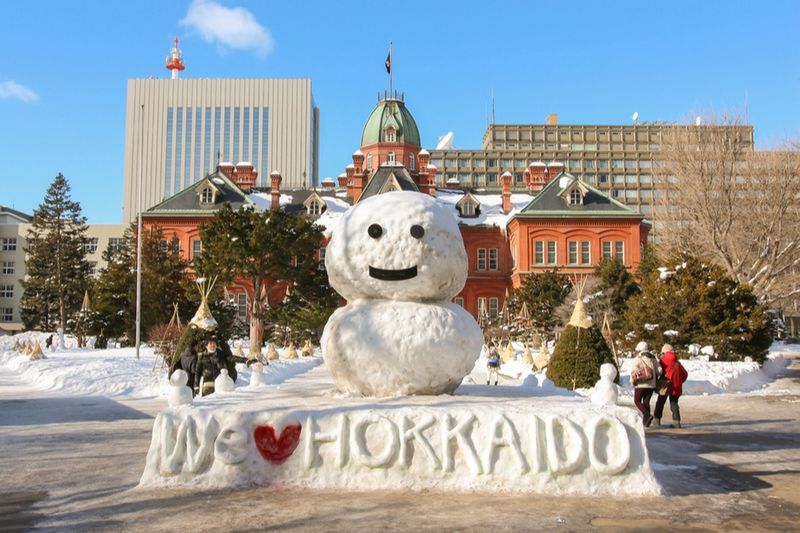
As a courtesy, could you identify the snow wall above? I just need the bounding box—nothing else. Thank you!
[140,402,661,496]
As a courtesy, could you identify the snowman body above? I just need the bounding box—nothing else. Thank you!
[322,191,483,397]
[590,363,619,406]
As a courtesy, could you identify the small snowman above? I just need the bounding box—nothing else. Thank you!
[214,368,235,393]
[168,370,193,407]
[322,191,483,396]
[250,362,266,386]
[590,363,619,406]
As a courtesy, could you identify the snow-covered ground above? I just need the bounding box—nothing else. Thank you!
[0,332,323,399]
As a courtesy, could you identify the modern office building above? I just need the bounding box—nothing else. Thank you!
[0,210,125,333]
[429,117,754,216]
[122,45,320,222]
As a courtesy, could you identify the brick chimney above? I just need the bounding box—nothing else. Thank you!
[269,170,282,211]
[218,161,235,178]
[352,150,365,174]
[547,162,564,180]
[321,177,336,190]
[337,173,348,188]
[526,161,548,191]
[232,162,258,193]
[501,171,513,214]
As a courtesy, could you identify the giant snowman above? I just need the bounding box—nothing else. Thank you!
[322,191,483,396]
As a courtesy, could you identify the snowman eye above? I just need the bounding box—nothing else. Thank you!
[368,224,383,239]
[410,225,425,239]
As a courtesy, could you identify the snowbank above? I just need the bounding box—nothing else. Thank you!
[0,333,323,399]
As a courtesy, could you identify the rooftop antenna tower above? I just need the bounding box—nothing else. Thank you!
[166,37,185,79]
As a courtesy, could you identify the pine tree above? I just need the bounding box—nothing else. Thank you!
[127,225,190,342]
[90,225,135,346]
[591,258,640,329]
[548,324,617,389]
[21,173,90,331]
[623,254,774,362]
[512,269,571,338]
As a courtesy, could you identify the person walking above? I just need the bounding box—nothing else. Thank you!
[631,341,659,427]
[653,344,689,428]
[486,342,501,386]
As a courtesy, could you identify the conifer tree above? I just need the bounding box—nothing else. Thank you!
[623,254,774,362]
[21,173,90,331]
[90,225,135,346]
[126,225,190,341]
[512,269,571,338]
[590,258,640,329]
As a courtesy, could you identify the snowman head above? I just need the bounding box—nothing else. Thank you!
[170,369,188,387]
[326,191,467,301]
[599,363,617,382]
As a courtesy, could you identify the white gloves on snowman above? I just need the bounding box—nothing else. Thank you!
[321,191,483,396]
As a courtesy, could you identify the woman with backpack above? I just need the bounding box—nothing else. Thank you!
[631,341,659,426]
[653,344,689,428]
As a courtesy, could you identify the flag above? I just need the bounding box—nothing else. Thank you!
[385,51,391,74]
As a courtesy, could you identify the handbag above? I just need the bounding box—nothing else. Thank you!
[656,376,670,396]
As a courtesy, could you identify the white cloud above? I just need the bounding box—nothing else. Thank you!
[180,0,274,57]
[0,81,38,102]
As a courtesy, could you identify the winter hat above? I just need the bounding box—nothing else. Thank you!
[661,343,674,354]
[635,341,649,353]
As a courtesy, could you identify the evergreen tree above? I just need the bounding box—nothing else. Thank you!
[21,173,90,331]
[590,258,640,329]
[127,225,190,342]
[548,323,617,389]
[512,269,571,338]
[637,242,660,279]
[195,204,331,355]
[90,225,135,346]
[623,254,774,362]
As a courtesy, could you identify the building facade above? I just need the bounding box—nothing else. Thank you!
[0,207,125,333]
[123,78,320,222]
[429,118,754,217]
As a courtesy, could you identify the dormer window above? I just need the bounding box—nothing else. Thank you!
[385,127,397,143]
[307,200,322,216]
[456,192,481,218]
[366,153,373,171]
[201,187,214,204]
[569,189,582,205]
[409,153,415,170]
[387,151,396,164]
[462,202,475,216]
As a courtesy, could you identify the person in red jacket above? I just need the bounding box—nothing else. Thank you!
[653,344,689,428]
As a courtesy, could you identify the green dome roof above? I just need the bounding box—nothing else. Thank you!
[360,98,421,148]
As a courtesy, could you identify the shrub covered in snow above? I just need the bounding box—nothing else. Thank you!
[548,324,617,390]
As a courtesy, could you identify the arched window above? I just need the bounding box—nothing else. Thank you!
[201,187,214,204]
[366,153,373,171]
[569,189,581,205]
[409,153,415,170]
[387,151,396,164]
[307,200,322,216]
[385,127,396,143]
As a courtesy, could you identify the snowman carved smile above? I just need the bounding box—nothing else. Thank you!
[369,265,418,281]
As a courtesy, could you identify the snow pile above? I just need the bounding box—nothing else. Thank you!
[617,345,793,395]
[0,333,323,399]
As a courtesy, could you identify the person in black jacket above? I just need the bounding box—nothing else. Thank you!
[194,336,237,395]
[174,339,203,397]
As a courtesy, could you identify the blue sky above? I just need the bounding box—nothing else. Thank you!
[2,0,798,223]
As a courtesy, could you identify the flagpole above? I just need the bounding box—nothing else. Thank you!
[389,41,393,98]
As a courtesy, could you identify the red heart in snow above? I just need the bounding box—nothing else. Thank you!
[253,423,302,464]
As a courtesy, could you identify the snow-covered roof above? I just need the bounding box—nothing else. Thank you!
[435,189,532,228]
[247,192,294,211]
[220,161,233,166]
[418,148,430,155]
[530,161,546,167]
[236,161,252,166]
[352,149,363,156]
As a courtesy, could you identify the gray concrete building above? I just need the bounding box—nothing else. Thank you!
[122,78,320,222]
[429,117,754,216]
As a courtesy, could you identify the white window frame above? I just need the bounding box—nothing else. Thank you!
[488,248,498,271]
[546,241,557,265]
[387,151,396,164]
[366,153,373,171]
[477,248,487,271]
[461,202,475,216]
[1,261,14,275]
[0,285,13,298]
[568,241,578,265]
[569,189,581,205]
[615,240,625,262]
[307,200,322,216]
[318,246,326,270]
[453,297,464,307]
[581,240,591,265]
[0,307,12,322]
[192,239,202,259]
[385,127,396,142]
[534,241,544,265]
[201,187,214,204]
[236,293,248,320]
[1,238,17,251]
[602,241,612,261]
[408,153,415,170]
[489,297,499,318]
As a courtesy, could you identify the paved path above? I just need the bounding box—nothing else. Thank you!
[1,359,799,532]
